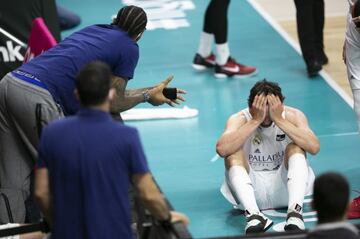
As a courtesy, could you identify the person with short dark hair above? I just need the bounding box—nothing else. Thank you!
[34,61,189,239]
[0,5,186,223]
[216,79,320,234]
[307,172,359,238]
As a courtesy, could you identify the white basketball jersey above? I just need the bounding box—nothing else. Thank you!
[241,108,292,171]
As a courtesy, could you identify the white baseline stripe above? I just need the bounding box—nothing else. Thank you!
[318,131,358,138]
[0,27,26,47]
[210,154,220,162]
[247,0,354,108]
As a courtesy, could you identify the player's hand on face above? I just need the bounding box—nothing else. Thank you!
[250,93,267,124]
[267,94,283,122]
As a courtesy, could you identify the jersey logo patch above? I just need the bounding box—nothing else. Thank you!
[276,134,285,141]
[253,134,262,145]
[295,204,302,212]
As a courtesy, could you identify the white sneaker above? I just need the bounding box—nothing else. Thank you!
[245,211,273,234]
[284,211,305,231]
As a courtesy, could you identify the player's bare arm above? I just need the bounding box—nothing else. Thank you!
[216,94,267,157]
[267,94,320,155]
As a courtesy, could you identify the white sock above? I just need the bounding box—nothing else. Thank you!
[287,153,309,213]
[197,32,214,58]
[216,43,230,65]
[227,166,260,214]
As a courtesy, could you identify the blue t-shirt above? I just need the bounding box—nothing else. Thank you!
[19,25,139,115]
[37,109,149,239]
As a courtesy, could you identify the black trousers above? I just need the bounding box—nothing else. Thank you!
[294,0,325,66]
[203,0,231,44]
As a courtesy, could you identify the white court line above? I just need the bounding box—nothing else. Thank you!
[247,0,354,108]
[210,154,220,162]
[0,27,26,47]
[318,131,358,138]
[263,209,316,218]
[304,198,312,203]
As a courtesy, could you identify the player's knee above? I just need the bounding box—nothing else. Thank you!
[285,143,305,161]
[284,143,306,168]
[224,151,249,171]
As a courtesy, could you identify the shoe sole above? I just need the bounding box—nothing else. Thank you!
[214,70,258,79]
[245,218,273,234]
[192,64,213,71]
[284,224,304,231]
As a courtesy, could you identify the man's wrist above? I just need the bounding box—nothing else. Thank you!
[142,90,150,102]
[250,118,262,126]
[273,117,285,125]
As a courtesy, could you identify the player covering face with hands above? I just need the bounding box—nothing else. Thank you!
[217,79,319,234]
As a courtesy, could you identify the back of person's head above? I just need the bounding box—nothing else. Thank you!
[75,61,112,107]
[313,172,350,223]
[248,79,285,107]
[112,5,147,39]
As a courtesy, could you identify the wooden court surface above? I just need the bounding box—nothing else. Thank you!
[256,0,352,97]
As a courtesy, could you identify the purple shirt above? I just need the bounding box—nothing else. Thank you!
[37,108,149,239]
[19,24,139,115]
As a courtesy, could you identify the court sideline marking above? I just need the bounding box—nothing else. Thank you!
[247,0,354,108]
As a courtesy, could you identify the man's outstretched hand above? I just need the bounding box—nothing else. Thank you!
[148,75,186,106]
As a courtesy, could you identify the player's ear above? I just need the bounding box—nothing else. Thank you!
[108,88,116,101]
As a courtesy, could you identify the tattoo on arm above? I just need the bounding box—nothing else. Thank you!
[110,76,151,113]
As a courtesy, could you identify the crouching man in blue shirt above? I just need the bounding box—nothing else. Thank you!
[34,61,189,239]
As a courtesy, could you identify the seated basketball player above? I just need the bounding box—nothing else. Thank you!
[216,79,320,234]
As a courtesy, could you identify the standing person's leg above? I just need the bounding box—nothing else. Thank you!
[209,0,231,65]
[345,12,360,135]
[313,0,328,65]
[283,143,309,231]
[193,0,217,70]
[224,150,272,234]
[210,0,257,78]
[0,74,63,223]
[294,0,321,77]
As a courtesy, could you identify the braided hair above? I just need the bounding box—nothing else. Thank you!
[112,5,147,38]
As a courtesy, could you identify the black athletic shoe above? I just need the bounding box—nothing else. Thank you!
[192,53,216,70]
[307,60,322,77]
[318,51,329,65]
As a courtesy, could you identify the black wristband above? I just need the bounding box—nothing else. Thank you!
[162,88,177,100]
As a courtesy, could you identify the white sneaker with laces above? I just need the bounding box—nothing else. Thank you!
[245,211,273,234]
[284,210,305,231]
